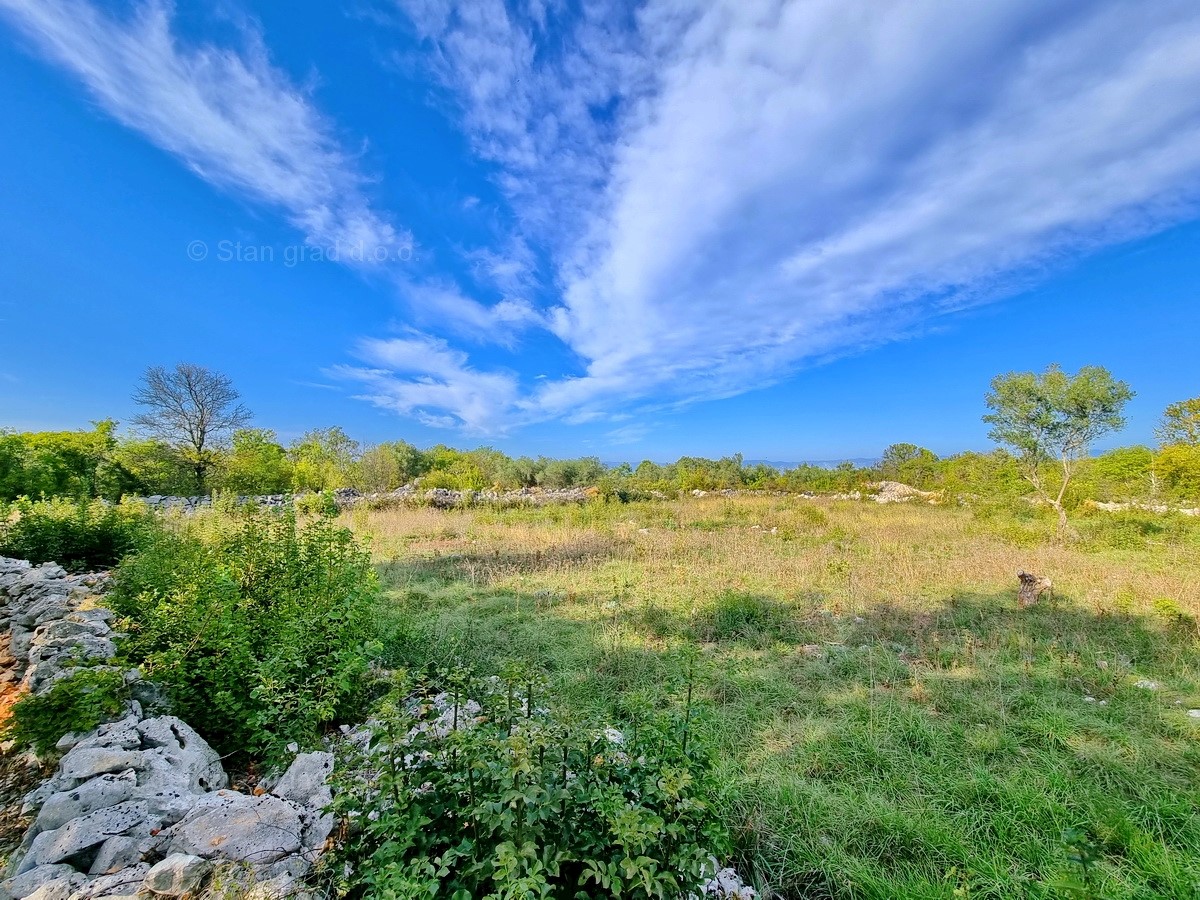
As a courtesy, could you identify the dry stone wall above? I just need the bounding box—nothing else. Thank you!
[0,559,333,900]
[136,485,595,512]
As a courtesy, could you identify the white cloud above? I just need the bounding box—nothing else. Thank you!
[331,333,520,433]
[0,0,405,257]
[12,0,1200,435]
[365,0,1200,433]
[399,278,543,343]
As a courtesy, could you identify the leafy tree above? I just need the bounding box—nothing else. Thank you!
[0,422,121,500]
[1077,446,1155,502]
[879,443,940,487]
[217,428,292,494]
[494,454,541,488]
[132,364,251,493]
[937,450,1025,499]
[110,438,194,496]
[1157,396,1200,446]
[1155,443,1200,504]
[983,364,1133,535]
[289,427,360,491]
[0,430,22,499]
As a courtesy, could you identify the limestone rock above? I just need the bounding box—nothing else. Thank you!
[22,878,85,900]
[270,753,332,810]
[1,866,82,900]
[73,864,150,899]
[20,801,150,872]
[142,855,212,897]
[167,792,304,864]
[34,772,138,833]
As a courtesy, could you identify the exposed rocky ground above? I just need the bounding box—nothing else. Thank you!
[1083,499,1200,516]
[0,559,332,900]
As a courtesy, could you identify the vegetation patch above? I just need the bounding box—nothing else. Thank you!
[107,507,380,761]
[4,668,128,756]
[363,497,1200,898]
[331,669,731,900]
[0,498,159,572]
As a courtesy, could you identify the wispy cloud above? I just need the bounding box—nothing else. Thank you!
[330,332,520,433]
[0,0,406,257]
[353,0,1200,434]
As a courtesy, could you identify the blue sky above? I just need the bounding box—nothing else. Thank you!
[1,0,1198,463]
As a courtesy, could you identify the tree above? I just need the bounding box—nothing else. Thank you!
[1157,396,1200,446]
[217,428,292,494]
[983,364,1133,536]
[0,422,121,500]
[879,443,940,487]
[132,364,251,493]
[289,427,360,491]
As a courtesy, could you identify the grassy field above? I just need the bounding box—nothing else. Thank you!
[343,496,1200,899]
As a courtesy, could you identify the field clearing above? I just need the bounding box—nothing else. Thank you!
[344,496,1200,899]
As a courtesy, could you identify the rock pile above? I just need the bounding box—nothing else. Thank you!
[0,559,334,900]
[1083,499,1200,517]
[869,481,940,504]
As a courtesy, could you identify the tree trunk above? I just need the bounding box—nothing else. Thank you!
[1050,501,1079,543]
[1017,570,1053,608]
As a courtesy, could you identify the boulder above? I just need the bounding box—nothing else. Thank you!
[1,866,82,900]
[87,836,144,876]
[20,802,150,873]
[270,753,333,810]
[75,864,150,899]
[167,793,304,864]
[34,772,138,833]
[142,855,212,897]
[22,878,84,900]
[270,753,334,853]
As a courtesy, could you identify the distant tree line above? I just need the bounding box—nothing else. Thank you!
[1,363,1197,506]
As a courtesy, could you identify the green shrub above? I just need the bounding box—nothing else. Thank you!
[0,498,159,571]
[108,507,379,760]
[4,669,128,755]
[294,490,338,516]
[694,591,792,643]
[331,670,730,899]
[1076,510,1200,550]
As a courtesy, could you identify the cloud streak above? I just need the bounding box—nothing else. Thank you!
[10,0,1200,436]
[0,0,405,256]
[350,0,1200,434]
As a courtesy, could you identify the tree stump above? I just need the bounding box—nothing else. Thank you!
[1017,570,1052,608]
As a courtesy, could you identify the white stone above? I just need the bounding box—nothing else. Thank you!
[142,855,212,897]
[167,793,304,864]
[1,865,82,900]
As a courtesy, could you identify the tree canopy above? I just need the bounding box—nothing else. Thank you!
[983,364,1133,533]
[132,363,251,492]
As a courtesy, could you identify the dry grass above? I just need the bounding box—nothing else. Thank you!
[344,496,1200,898]
[347,496,1199,622]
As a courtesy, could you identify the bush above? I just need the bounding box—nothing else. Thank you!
[1076,510,1200,550]
[331,669,730,899]
[294,490,338,516]
[107,507,379,760]
[5,669,128,755]
[694,591,793,643]
[0,498,159,571]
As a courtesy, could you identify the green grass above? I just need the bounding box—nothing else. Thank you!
[351,498,1200,899]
